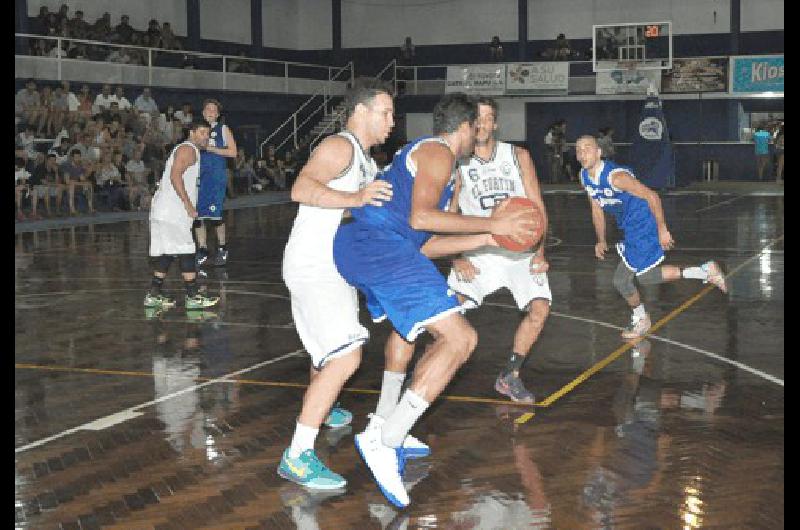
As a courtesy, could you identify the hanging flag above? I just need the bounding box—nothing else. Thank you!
[630,95,675,189]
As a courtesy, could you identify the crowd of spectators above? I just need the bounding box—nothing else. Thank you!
[15,79,300,221]
[27,4,185,65]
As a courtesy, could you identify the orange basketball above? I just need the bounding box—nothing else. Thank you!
[491,197,544,252]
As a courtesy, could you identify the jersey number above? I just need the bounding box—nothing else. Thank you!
[479,193,510,211]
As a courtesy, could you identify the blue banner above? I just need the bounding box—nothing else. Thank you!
[630,96,675,189]
[730,55,784,93]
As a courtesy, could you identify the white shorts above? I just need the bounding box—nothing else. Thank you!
[285,269,369,369]
[149,218,195,256]
[447,252,552,310]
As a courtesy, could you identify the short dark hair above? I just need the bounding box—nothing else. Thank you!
[343,77,392,119]
[202,98,222,112]
[70,149,81,157]
[476,96,498,118]
[47,153,57,159]
[188,118,212,132]
[432,93,478,135]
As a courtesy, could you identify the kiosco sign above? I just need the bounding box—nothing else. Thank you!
[730,55,784,93]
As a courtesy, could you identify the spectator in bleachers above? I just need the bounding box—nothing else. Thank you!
[91,12,112,42]
[61,149,95,214]
[159,22,182,51]
[228,52,255,74]
[234,150,258,191]
[555,33,572,60]
[95,153,126,210]
[147,19,162,46]
[121,129,140,160]
[36,85,55,136]
[114,87,132,112]
[125,149,152,210]
[34,153,67,215]
[135,87,160,118]
[114,15,135,45]
[128,33,148,65]
[774,122,784,182]
[400,36,415,63]
[174,102,193,126]
[597,126,615,160]
[107,44,132,63]
[93,84,116,116]
[32,6,50,37]
[61,81,80,124]
[67,10,90,40]
[77,84,94,121]
[489,36,503,61]
[16,80,41,127]
[55,4,70,27]
[51,84,69,134]
[71,132,91,159]
[48,137,73,165]
[16,124,38,160]
[16,157,31,221]
[263,150,285,189]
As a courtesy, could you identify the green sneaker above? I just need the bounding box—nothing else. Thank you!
[277,449,347,490]
[185,293,219,310]
[144,306,165,320]
[323,403,353,429]
[144,293,176,308]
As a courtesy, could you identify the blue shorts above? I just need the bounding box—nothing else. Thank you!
[333,223,462,342]
[616,226,665,275]
[197,166,227,220]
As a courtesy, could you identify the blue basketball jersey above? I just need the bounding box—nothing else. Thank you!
[581,161,664,273]
[200,122,227,175]
[351,136,455,249]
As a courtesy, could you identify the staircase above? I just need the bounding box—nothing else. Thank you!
[308,100,347,145]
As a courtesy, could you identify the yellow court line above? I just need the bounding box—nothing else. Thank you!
[522,235,784,422]
[14,364,535,408]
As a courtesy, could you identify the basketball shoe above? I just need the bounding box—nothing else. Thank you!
[185,293,219,310]
[366,413,430,458]
[212,248,228,267]
[702,261,727,293]
[323,403,352,429]
[196,247,209,267]
[621,312,651,339]
[495,371,535,404]
[354,427,409,508]
[277,448,347,490]
[144,293,176,308]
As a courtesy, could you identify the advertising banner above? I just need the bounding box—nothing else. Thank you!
[445,65,506,95]
[595,62,662,94]
[661,57,727,93]
[505,62,569,94]
[730,55,784,93]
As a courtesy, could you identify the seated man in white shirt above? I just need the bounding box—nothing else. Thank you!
[92,84,116,117]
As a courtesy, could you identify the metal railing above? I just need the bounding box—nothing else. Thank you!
[259,62,354,158]
[15,33,348,95]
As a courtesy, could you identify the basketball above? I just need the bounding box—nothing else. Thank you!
[491,197,544,252]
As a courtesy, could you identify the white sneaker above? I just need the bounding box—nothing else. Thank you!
[366,414,430,458]
[621,313,651,339]
[355,428,409,508]
[702,261,727,293]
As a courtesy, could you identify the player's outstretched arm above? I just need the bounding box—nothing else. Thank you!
[291,135,392,209]
[611,171,674,250]
[206,125,238,158]
[588,195,607,259]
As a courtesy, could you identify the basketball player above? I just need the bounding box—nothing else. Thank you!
[575,135,727,338]
[145,119,219,310]
[278,78,396,491]
[369,97,550,419]
[333,93,537,507]
[195,99,237,267]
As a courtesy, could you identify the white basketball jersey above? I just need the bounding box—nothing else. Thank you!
[458,141,526,217]
[150,141,200,222]
[284,131,378,274]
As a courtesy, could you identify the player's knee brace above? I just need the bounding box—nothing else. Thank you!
[636,266,665,285]
[613,264,637,298]
[154,255,174,274]
[178,253,196,273]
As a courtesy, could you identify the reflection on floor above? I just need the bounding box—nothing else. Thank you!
[15,194,783,529]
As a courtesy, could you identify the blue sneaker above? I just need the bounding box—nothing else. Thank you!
[277,449,347,490]
[354,428,409,508]
[324,403,353,429]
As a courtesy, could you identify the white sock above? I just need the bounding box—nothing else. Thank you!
[375,371,406,419]
[288,422,319,458]
[632,304,647,319]
[382,389,429,448]
[682,266,708,280]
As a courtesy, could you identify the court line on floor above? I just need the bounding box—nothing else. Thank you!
[695,195,745,213]
[485,304,784,387]
[520,234,784,421]
[14,349,305,454]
